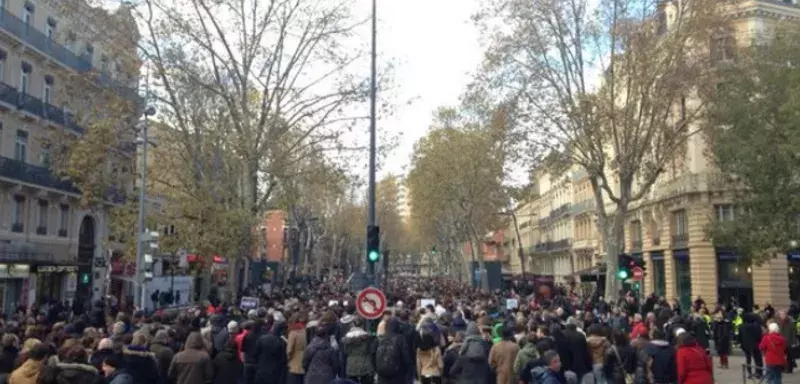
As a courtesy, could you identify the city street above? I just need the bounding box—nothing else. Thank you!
[718,355,800,384]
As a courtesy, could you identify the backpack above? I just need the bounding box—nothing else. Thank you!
[375,336,402,377]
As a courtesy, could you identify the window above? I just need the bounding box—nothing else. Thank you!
[46,24,54,40]
[59,204,69,237]
[37,200,48,234]
[0,56,4,83]
[43,81,51,104]
[14,130,27,162]
[671,209,689,246]
[12,196,24,232]
[672,210,688,235]
[39,143,50,167]
[711,35,735,65]
[630,220,643,250]
[22,7,31,27]
[19,70,28,95]
[100,55,109,71]
[715,204,735,222]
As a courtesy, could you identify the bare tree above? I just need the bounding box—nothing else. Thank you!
[474,0,724,297]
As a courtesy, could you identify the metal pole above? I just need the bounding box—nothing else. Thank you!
[367,0,377,274]
[135,116,148,311]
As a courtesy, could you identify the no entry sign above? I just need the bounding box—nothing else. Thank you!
[356,286,387,320]
[632,266,644,281]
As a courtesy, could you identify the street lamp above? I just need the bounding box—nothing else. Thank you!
[134,105,156,310]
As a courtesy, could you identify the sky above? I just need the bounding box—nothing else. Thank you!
[104,0,485,180]
[360,0,485,178]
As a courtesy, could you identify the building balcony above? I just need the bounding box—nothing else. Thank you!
[0,7,138,101]
[533,238,573,253]
[652,172,728,201]
[0,82,85,134]
[0,156,80,194]
[671,233,689,249]
[571,199,596,215]
[538,203,572,227]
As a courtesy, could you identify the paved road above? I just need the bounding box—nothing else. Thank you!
[718,355,800,384]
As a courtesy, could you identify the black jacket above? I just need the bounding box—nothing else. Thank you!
[55,362,103,384]
[644,340,677,384]
[89,348,118,372]
[375,319,412,384]
[212,346,242,384]
[122,346,160,384]
[563,329,591,377]
[242,324,265,365]
[254,331,287,384]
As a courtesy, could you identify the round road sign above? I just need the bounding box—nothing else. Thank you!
[631,266,644,281]
[356,286,386,320]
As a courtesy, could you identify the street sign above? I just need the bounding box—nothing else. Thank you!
[631,266,644,281]
[356,286,386,320]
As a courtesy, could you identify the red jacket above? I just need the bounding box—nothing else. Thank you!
[235,329,249,362]
[630,321,648,339]
[676,342,713,384]
[759,332,787,367]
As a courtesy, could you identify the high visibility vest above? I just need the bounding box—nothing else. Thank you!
[733,315,743,334]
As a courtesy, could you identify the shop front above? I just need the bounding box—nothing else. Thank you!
[31,265,78,304]
[0,263,31,313]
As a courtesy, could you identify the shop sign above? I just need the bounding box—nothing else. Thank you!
[37,265,79,273]
[0,264,30,279]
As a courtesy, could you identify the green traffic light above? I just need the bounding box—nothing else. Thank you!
[368,250,380,262]
[617,270,629,279]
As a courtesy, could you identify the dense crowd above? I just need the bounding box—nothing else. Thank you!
[0,277,796,384]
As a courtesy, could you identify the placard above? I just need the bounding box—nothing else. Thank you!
[420,299,435,308]
[506,298,519,309]
[240,296,259,309]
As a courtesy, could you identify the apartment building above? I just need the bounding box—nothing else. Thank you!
[0,0,139,311]
[571,168,602,276]
[530,170,573,279]
[618,0,800,311]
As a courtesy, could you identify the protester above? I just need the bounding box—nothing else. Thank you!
[760,322,787,384]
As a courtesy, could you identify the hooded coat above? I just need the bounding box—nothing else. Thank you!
[303,332,341,384]
[342,327,375,378]
[450,326,492,384]
[168,332,214,384]
[8,358,41,384]
[55,362,101,384]
[122,345,160,384]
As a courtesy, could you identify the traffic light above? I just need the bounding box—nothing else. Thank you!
[430,245,437,255]
[141,230,159,281]
[617,253,632,280]
[80,273,90,285]
[367,225,381,263]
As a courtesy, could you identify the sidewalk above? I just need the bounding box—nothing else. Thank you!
[717,355,800,384]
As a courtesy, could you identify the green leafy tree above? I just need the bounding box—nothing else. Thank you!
[407,108,506,290]
[705,25,800,263]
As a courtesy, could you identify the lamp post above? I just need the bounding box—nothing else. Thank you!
[134,105,156,310]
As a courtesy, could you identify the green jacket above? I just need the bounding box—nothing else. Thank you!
[513,341,539,375]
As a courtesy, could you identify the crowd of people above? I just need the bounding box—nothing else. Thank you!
[0,277,796,384]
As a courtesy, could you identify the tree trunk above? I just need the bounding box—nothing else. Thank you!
[510,210,527,276]
[468,224,490,291]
